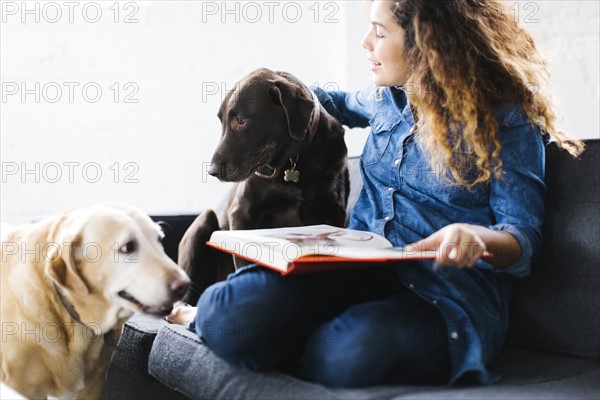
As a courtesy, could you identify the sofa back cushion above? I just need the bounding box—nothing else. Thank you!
[508,139,600,357]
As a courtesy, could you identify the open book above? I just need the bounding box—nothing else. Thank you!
[207,224,441,275]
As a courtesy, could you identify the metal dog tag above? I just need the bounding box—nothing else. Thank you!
[284,156,300,183]
[284,168,300,183]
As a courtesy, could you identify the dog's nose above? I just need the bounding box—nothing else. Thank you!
[170,278,191,300]
[207,163,220,177]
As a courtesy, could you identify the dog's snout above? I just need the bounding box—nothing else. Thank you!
[170,277,190,300]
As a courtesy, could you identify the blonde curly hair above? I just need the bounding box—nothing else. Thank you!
[385,0,584,188]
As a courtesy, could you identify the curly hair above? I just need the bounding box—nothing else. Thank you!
[384,0,584,188]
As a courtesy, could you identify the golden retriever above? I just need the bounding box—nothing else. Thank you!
[0,203,190,399]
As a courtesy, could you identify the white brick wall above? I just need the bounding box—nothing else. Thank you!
[1,1,598,225]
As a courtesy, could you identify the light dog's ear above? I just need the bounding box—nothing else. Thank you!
[44,215,90,297]
[270,81,315,141]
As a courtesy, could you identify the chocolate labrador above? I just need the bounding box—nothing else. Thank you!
[178,68,349,304]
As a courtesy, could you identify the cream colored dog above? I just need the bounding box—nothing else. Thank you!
[0,203,190,399]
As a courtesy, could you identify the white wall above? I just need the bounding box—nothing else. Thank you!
[1,1,598,225]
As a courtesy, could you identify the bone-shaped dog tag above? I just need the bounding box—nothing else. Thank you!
[284,168,300,183]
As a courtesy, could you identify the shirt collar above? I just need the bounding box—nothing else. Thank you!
[389,86,416,127]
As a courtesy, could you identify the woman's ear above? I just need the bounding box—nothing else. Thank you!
[44,215,90,297]
[269,80,315,141]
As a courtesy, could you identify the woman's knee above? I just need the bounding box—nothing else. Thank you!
[195,266,280,325]
[194,268,309,369]
[193,282,261,368]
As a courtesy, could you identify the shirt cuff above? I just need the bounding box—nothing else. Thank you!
[186,318,196,333]
[312,87,339,120]
[312,86,329,105]
[488,224,533,278]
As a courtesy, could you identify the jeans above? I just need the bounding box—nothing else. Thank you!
[194,264,450,387]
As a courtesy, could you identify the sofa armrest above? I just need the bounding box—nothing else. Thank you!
[103,315,189,400]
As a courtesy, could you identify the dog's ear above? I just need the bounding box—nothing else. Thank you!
[44,214,90,297]
[270,81,315,140]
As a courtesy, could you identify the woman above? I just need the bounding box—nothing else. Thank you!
[170,0,583,386]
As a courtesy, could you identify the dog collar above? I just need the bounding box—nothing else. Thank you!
[281,91,321,183]
[53,282,83,324]
[254,166,278,180]
[53,282,116,346]
[305,90,321,142]
[254,90,321,182]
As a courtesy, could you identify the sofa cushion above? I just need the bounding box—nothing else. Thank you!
[148,319,599,400]
[508,140,600,357]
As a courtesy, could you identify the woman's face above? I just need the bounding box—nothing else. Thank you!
[362,0,409,87]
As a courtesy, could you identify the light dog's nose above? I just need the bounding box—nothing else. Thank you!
[170,278,191,300]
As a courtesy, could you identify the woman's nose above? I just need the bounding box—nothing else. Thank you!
[361,33,371,51]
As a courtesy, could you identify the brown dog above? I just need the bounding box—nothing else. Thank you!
[179,68,349,304]
[1,203,190,399]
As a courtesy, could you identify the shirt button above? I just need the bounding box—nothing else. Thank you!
[450,331,459,340]
[384,216,391,221]
[387,187,394,191]
[409,283,414,289]
[432,299,438,305]
[394,159,401,166]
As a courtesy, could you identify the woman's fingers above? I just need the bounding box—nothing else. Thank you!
[440,229,486,268]
[408,224,487,269]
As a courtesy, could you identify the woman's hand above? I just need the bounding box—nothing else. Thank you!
[409,223,486,269]
[408,223,521,270]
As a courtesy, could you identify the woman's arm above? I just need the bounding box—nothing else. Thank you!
[313,85,375,129]
[408,111,547,274]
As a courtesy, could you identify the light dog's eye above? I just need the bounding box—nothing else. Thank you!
[119,241,138,254]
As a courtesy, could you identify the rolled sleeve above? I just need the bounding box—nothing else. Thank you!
[488,223,533,277]
[488,112,547,278]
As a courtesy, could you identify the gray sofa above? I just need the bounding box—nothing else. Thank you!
[103,140,599,400]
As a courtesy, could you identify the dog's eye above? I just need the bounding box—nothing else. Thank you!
[233,117,247,127]
[119,241,138,254]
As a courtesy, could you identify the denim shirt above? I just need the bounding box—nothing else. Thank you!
[314,85,546,384]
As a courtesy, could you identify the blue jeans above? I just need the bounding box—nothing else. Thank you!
[194,264,450,387]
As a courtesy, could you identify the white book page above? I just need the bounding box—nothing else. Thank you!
[245,225,392,255]
[209,225,397,269]
[331,246,438,260]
